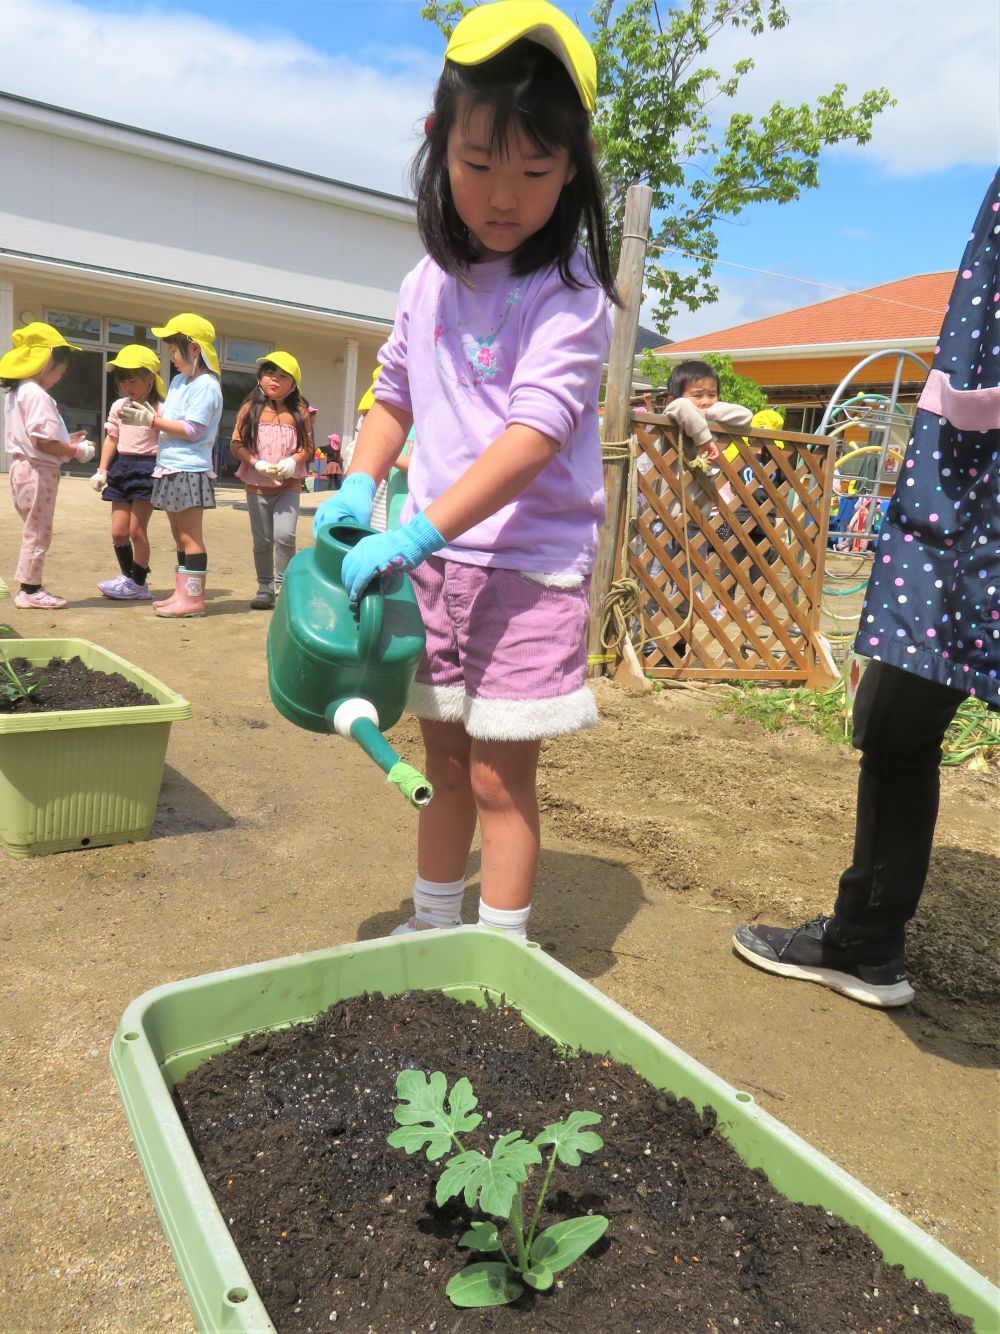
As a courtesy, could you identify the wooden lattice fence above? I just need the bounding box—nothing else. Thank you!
[612,413,838,684]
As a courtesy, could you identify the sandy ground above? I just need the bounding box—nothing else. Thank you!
[1,478,997,1333]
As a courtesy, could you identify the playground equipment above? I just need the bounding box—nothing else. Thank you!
[818,349,930,550]
[267,523,433,807]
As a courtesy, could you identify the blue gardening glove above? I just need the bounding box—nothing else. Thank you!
[312,472,377,539]
[341,511,446,603]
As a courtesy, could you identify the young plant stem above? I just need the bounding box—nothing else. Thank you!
[524,1148,558,1253]
[509,1188,530,1272]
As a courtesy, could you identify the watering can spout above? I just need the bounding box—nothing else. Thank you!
[326,698,434,810]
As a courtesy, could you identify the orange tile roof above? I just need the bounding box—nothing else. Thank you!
[659,271,952,354]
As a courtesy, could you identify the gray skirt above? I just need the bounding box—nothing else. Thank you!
[151,471,217,512]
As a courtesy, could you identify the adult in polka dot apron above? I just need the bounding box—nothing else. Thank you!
[858,167,999,702]
[731,170,999,1009]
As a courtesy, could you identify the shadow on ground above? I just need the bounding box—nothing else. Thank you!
[152,764,236,838]
[357,846,645,982]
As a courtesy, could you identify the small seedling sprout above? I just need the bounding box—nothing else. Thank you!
[388,1069,608,1308]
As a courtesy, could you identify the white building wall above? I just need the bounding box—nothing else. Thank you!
[1,121,422,324]
[0,97,418,470]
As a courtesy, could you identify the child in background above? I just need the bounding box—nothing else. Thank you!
[0,322,96,609]
[92,345,165,601]
[639,360,751,633]
[230,352,313,610]
[341,367,397,531]
[119,313,222,617]
[313,0,616,941]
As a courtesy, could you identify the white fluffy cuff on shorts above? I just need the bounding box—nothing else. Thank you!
[408,683,598,741]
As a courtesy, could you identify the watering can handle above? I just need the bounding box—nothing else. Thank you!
[358,584,384,660]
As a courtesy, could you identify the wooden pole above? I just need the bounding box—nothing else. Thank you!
[586,183,654,678]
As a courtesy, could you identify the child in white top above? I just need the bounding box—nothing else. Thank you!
[312,1,617,941]
[0,322,96,609]
[93,345,164,602]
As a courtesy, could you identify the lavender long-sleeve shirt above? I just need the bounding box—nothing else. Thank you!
[375,249,612,576]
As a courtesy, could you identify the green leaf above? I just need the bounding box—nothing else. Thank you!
[386,1069,481,1160]
[446,1262,522,1308]
[458,1221,501,1254]
[436,1133,542,1216]
[530,1216,609,1274]
[522,1263,553,1291]
[532,1110,604,1166]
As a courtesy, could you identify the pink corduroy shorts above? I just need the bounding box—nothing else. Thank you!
[406,556,598,742]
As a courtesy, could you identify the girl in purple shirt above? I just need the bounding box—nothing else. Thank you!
[313,1,617,940]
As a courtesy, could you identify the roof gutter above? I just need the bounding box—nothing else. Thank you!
[650,336,936,361]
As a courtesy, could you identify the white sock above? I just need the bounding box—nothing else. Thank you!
[413,875,465,928]
[478,900,532,940]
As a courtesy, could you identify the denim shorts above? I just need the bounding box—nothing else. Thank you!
[406,556,597,742]
[102,453,156,504]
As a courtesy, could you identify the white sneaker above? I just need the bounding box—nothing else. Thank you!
[389,915,460,936]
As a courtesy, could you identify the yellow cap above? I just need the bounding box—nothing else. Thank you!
[446,0,596,113]
[0,321,80,381]
[256,350,302,391]
[357,364,383,413]
[151,312,220,377]
[105,344,167,400]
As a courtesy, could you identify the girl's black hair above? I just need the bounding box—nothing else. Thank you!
[112,366,162,407]
[412,39,617,300]
[1,343,73,392]
[237,367,312,453]
[165,332,217,377]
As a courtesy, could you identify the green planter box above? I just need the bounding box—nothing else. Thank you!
[111,931,999,1333]
[0,638,192,857]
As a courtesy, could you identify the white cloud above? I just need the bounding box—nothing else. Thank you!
[645,266,821,345]
[1,0,440,195]
[707,0,1000,176]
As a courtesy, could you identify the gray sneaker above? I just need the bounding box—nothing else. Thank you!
[733,915,915,1008]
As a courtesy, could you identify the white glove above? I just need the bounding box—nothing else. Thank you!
[274,456,297,480]
[253,458,273,474]
[90,469,108,492]
[119,400,157,428]
[73,440,96,464]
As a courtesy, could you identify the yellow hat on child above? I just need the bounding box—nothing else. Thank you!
[151,313,220,377]
[357,365,383,413]
[256,350,302,391]
[0,322,80,381]
[446,0,597,112]
[105,345,167,400]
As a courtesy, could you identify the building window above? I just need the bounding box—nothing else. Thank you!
[107,319,159,349]
[224,337,271,367]
[47,310,101,344]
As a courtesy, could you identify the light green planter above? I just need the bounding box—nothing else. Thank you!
[0,638,191,857]
[0,576,10,600]
[111,930,999,1334]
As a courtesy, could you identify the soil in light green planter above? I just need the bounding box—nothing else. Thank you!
[1,656,158,713]
[175,990,973,1333]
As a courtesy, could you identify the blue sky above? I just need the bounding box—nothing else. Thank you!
[5,0,998,339]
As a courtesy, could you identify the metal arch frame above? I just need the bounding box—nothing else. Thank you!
[818,348,931,550]
[818,348,931,435]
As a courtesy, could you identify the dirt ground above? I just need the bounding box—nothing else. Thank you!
[1,479,997,1333]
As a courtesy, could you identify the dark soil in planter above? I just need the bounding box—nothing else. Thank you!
[176,992,973,1334]
[0,656,157,712]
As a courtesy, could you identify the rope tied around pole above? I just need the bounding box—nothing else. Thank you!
[597,429,705,664]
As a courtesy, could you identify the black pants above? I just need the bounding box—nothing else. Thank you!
[829,661,966,960]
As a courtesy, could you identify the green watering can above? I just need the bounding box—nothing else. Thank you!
[267,523,433,808]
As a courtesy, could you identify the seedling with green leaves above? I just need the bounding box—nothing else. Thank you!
[0,656,42,706]
[388,1068,608,1308]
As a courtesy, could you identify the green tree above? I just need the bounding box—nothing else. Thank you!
[638,349,774,414]
[420,1,892,332]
